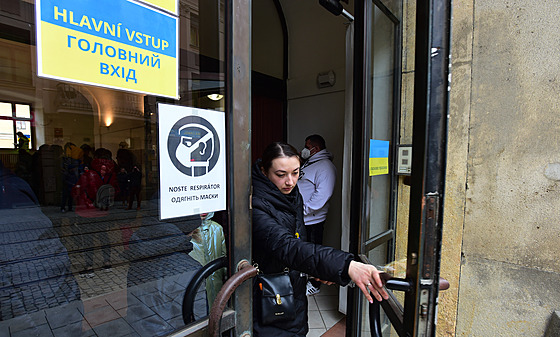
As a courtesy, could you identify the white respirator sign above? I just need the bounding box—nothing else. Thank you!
[158,103,226,219]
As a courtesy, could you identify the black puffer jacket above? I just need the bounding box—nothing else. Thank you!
[251,161,354,336]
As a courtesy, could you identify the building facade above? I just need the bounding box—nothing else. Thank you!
[0,0,558,336]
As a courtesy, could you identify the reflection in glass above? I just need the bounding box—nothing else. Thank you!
[15,104,31,118]
[367,4,395,242]
[0,103,10,117]
[189,212,227,309]
[0,0,227,335]
[0,120,13,148]
[0,161,83,334]
[360,244,394,336]
[0,102,33,149]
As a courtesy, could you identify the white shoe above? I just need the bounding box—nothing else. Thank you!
[306,281,320,296]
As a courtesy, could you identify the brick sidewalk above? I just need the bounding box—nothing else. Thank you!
[0,203,208,336]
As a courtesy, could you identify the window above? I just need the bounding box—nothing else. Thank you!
[0,101,32,149]
[190,13,200,48]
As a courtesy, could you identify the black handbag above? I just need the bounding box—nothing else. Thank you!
[256,269,296,325]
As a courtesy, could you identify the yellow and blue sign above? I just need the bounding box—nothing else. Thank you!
[36,0,178,99]
[369,139,390,176]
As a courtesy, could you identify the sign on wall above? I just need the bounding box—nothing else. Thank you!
[36,0,178,99]
[158,104,226,219]
[369,139,390,176]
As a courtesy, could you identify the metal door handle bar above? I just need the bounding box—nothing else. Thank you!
[182,256,228,324]
[370,273,450,337]
[208,260,258,337]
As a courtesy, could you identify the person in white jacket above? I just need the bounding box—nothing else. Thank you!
[298,134,337,295]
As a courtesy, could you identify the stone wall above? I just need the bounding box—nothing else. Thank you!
[435,0,560,335]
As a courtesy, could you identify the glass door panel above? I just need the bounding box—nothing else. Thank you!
[353,0,451,335]
[365,1,397,256]
[0,1,228,336]
[356,0,401,336]
[362,0,399,288]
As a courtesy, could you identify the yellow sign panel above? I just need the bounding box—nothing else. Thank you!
[369,157,389,176]
[142,0,177,15]
[41,22,177,98]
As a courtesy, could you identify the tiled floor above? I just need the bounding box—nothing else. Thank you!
[307,284,345,337]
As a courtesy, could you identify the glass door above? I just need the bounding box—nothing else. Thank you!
[350,0,451,336]
[358,1,401,336]
[0,1,253,336]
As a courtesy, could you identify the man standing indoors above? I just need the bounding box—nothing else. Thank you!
[298,134,337,296]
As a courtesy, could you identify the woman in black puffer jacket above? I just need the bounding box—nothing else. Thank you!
[252,142,388,336]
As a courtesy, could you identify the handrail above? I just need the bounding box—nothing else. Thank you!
[208,260,258,337]
[182,256,228,324]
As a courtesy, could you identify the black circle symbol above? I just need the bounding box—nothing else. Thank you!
[167,115,220,177]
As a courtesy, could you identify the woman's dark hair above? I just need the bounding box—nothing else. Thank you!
[260,142,301,174]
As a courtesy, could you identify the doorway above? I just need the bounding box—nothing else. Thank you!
[251,0,403,335]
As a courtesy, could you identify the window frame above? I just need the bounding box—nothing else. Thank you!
[0,101,34,150]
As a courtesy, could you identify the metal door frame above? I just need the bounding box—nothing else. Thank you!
[170,1,253,336]
[348,0,452,336]
[225,0,253,335]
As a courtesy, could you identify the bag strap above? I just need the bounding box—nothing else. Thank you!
[253,263,290,275]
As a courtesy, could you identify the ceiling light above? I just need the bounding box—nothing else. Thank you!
[207,94,223,101]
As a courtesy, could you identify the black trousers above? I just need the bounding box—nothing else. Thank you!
[305,221,325,245]
[305,221,325,288]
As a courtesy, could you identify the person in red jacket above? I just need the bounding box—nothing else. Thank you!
[74,151,119,215]
[71,148,119,276]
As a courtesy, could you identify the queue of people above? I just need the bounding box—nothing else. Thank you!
[60,143,143,213]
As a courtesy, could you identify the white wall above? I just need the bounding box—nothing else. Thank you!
[280,0,354,249]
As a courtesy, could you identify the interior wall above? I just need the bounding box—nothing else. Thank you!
[280,0,353,250]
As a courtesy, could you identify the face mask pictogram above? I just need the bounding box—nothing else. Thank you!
[168,116,220,177]
[175,124,214,172]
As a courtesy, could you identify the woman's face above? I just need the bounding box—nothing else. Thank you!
[263,156,300,194]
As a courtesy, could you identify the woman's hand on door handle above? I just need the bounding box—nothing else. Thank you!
[348,261,389,303]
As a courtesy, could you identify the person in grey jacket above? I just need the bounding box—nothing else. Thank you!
[252,142,388,336]
[298,134,337,295]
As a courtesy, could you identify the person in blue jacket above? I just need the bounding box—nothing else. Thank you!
[0,160,82,334]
